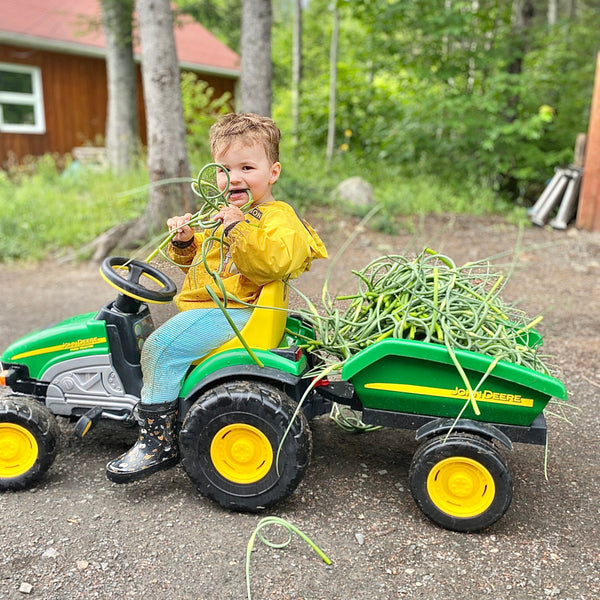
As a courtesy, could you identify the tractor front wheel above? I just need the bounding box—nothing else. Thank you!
[179,381,312,511]
[0,396,60,490]
[409,433,512,532]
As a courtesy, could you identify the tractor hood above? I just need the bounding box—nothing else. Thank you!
[1,312,110,381]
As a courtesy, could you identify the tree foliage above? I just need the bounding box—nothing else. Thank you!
[181,73,232,159]
[109,0,599,205]
[270,0,600,202]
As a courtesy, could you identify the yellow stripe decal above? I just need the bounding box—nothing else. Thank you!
[364,382,534,408]
[11,336,107,360]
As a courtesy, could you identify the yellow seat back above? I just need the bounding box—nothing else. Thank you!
[201,280,289,361]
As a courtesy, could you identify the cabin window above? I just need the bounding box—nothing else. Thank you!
[0,63,46,134]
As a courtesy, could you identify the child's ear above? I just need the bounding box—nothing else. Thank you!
[269,162,282,184]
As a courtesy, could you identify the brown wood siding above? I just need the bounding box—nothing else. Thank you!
[0,43,237,167]
[192,72,236,102]
[0,45,110,164]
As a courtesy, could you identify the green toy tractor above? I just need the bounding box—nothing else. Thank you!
[0,257,567,532]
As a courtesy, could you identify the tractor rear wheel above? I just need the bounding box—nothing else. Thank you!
[0,396,60,490]
[179,381,312,511]
[409,432,512,532]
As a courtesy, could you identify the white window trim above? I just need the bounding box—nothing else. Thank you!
[0,63,46,134]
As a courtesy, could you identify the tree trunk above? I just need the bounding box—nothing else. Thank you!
[91,0,193,260]
[547,0,558,25]
[240,0,272,115]
[506,0,534,118]
[326,5,339,165]
[136,0,193,237]
[101,0,139,172]
[291,0,302,148]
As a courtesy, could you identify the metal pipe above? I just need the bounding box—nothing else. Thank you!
[527,168,564,217]
[530,170,569,226]
[550,167,583,229]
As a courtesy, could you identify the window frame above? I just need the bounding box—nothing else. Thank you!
[0,63,46,134]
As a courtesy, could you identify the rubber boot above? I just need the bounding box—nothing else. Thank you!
[106,401,179,484]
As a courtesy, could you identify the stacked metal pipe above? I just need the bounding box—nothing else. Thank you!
[528,165,583,229]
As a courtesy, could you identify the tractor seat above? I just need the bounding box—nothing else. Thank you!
[197,279,289,363]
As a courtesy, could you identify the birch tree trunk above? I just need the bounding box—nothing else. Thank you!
[326,5,339,165]
[548,0,558,25]
[291,0,302,148]
[101,0,139,172]
[240,0,272,115]
[135,0,193,236]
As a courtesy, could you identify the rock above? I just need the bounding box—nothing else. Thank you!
[333,177,375,207]
[18,582,33,594]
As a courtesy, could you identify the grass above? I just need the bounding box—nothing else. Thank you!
[277,153,528,233]
[0,151,528,263]
[0,155,149,261]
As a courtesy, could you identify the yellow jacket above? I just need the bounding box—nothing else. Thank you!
[169,200,327,311]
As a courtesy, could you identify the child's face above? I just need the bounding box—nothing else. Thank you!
[214,140,281,208]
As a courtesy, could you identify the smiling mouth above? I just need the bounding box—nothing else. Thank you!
[227,188,248,199]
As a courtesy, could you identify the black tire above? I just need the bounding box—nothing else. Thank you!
[409,433,513,532]
[179,381,312,511]
[0,396,60,490]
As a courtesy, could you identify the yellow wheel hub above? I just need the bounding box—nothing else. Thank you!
[210,423,273,484]
[427,456,495,518]
[0,423,38,478]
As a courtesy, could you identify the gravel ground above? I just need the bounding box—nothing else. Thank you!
[1,213,599,600]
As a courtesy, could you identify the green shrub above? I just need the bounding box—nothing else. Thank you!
[181,73,232,159]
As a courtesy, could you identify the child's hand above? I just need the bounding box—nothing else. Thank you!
[215,206,245,229]
[167,213,194,242]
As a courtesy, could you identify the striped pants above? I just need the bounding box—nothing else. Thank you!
[139,307,252,404]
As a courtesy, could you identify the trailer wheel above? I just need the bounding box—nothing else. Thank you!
[0,396,60,490]
[179,381,312,511]
[409,433,512,532]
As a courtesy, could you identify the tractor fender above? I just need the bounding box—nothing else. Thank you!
[415,418,513,451]
[178,363,308,420]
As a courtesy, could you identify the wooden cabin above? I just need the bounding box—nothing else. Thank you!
[0,0,240,166]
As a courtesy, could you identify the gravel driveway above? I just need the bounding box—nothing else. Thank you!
[1,213,599,600]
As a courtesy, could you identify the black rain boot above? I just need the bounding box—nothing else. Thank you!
[106,401,179,484]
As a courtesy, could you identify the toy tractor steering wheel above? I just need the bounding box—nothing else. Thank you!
[100,257,177,305]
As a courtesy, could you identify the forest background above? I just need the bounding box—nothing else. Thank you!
[1,0,600,260]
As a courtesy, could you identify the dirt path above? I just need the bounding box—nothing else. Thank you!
[1,213,599,599]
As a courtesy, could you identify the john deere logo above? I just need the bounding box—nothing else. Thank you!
[11,337,107,360]
[364,382,534,408]
[450,386,533,407]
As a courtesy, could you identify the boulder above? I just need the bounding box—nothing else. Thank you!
[333,176,375,207]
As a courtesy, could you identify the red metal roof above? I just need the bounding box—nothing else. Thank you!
[0,0,240,76]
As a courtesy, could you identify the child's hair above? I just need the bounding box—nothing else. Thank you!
[209,113,281,164]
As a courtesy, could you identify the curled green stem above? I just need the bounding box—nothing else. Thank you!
[246,516,332,600]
